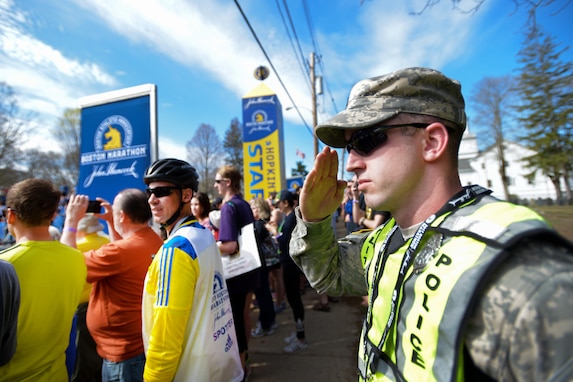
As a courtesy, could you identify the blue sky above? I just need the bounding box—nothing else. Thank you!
[0,0,571,182]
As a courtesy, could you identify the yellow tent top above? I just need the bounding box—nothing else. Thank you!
[243,82,276,98]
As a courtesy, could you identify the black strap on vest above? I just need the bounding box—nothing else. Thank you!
[463,345,496,382]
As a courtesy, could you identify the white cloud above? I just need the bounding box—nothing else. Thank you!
[0,0,122,151]
[0,0,498,168]
[70,0,316,119]
[1,29,114,85]
[4,0,490,131]
[339,1,487,79]
[158,136,187,161]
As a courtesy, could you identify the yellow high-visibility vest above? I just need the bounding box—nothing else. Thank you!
[358,196,553,382]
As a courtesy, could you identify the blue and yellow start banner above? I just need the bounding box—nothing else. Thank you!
[242,82,285,200]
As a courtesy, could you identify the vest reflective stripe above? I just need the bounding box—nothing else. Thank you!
[359,197,549,381]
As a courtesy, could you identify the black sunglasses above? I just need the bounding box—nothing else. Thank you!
[146,186,179,198]
[345,123,429,156]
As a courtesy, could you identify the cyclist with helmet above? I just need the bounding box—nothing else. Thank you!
[141,158,243,382]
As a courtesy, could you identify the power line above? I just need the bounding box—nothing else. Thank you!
[274,0,311,92]
[282,0,311,82]
[301,0,339,115]
[302,0,319,56]
[233,0,314,137]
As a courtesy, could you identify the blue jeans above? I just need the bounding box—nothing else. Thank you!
[102,353,145,382]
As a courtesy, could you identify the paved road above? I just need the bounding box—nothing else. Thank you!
[246,218,366,381]
[247,291,365,382]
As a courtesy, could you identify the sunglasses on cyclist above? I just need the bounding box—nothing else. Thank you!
[345,123,429,156]
[145,186,179,198]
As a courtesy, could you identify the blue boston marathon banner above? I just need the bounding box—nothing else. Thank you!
[77,84,158,204]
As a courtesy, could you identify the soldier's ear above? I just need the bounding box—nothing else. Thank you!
[421,122,449,163]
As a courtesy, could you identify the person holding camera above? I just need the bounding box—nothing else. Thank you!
[61,188,163,381]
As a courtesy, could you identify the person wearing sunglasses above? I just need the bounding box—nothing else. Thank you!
[214,164,261,380]
[290,67,573,382]
[141,158,243,382]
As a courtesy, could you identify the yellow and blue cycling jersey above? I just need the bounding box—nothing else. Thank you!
[142,217,243,382]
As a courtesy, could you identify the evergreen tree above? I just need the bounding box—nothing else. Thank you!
[291,161,308,177]
[513,26,573,201]
[223,118,243,171]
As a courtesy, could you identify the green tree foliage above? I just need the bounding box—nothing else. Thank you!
[52,108,81,188]
[513,26,573,201]
[291,161,308,177]
[186,123,223,196]
[223,118,243,170]
[470,76,516,200]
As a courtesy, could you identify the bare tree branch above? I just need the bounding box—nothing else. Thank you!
[186,124,224,196]
[372,0,570,20]
[0,82,36,185]
[52,108,81,187]
[470,76,517,200]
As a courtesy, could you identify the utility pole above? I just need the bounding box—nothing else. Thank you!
[310,52,319,158]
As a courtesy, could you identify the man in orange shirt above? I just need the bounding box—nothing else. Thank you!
[61,188,163,381]
[72,215,110,382]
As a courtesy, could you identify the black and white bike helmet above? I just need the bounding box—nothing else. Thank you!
[144,158,199,230]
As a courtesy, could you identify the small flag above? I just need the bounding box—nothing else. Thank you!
[296,148,306,159]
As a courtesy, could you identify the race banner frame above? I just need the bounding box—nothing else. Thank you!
[77,84,158,204]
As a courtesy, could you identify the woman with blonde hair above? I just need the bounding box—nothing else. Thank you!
[214,165,260,377]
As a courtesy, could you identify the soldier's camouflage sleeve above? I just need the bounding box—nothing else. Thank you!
[289,207,369,296]
[465,238,573,381]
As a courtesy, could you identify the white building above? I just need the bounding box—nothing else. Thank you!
[458,128,558,202]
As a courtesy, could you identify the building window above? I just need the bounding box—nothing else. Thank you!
[487,179,492,187]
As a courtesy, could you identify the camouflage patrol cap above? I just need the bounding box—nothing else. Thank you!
[315,67,467,147]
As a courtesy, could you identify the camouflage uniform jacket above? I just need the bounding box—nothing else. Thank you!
[290,206,573,381]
